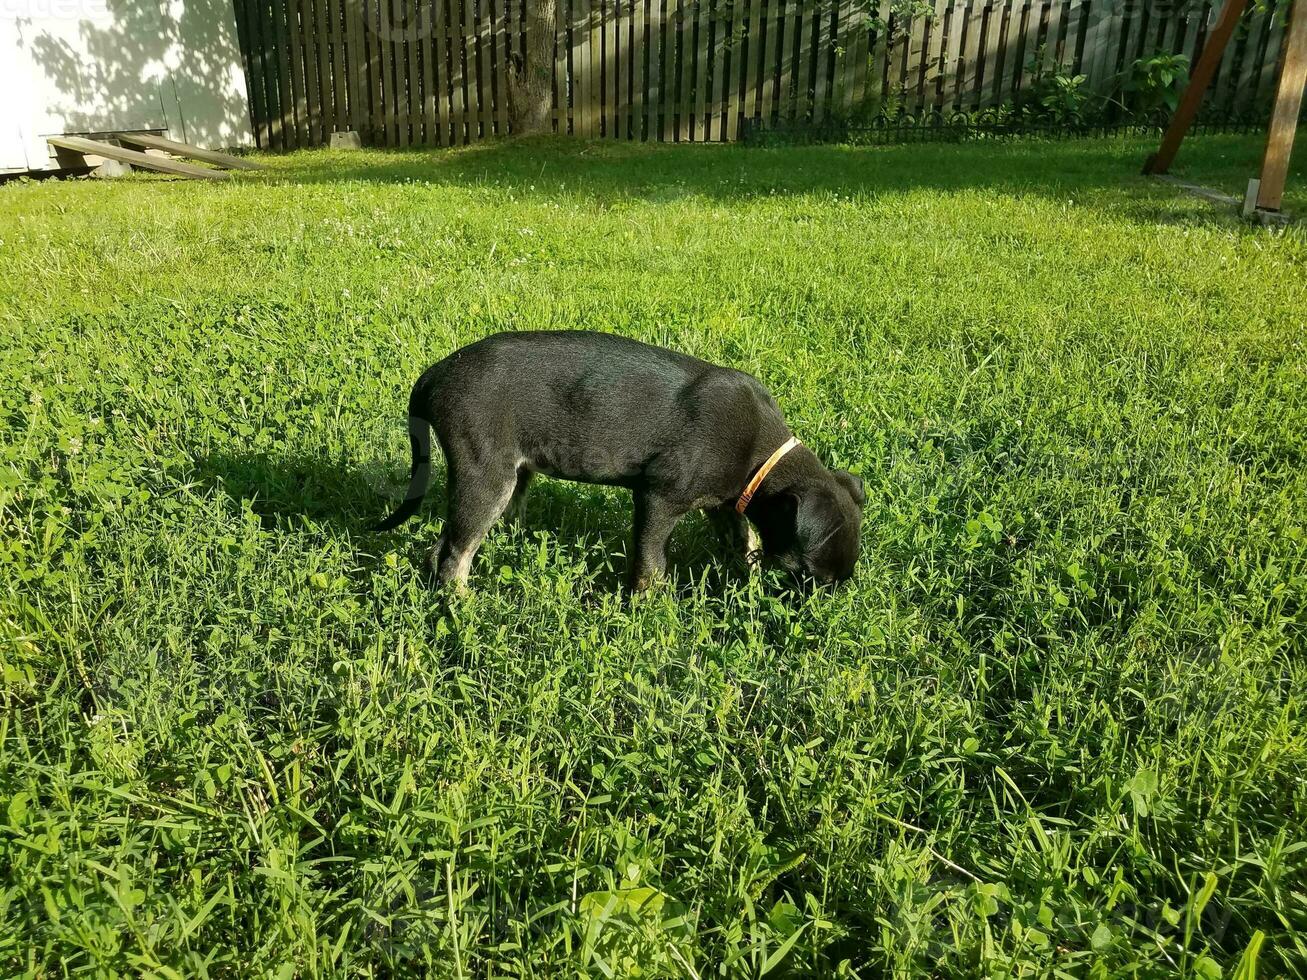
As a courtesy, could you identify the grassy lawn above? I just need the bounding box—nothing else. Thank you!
[2,134,1305,977]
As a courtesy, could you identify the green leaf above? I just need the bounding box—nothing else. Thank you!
[1232,931,1264,980]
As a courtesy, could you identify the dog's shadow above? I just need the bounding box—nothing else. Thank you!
[195,450,751,595]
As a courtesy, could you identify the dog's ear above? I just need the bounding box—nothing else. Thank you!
[833,469,865,508]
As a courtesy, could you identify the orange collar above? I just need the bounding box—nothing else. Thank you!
[735,436,801,514]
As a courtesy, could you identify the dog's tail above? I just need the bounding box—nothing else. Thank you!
[372,415,434,532]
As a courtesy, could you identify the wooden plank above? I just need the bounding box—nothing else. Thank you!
[590,0,604,135]
[643,0,659,139]
[654,0,668,138]
[452,0,467,143]
[344,0,365,138]
[617,0,631,137]
[330,0,348,133]
[905,7,930,113]
[1255,0,1306,211]
[1211,0,1244,110]
[274,0,297,145]
[115,133,263,168]
[555,0,569,133]
[608,0,622,137]
[363,0,383,142]
[288,0,310,146]
[694,0,710,137]
[1255,0,1286,106]
[301,0,320,142]
[1042,0,1064,73]
[809,0,827,121]
[315,0,331,136]
[573,0,586,134]
[1234,5,1269,115]
[829,0,849,114]
[941,1,965,109]
[864,0,887,109]
[432,0,449,143]
[920,0,945,111]
[494,0,509,136]
[978,0,1004,108]
[421,0,437,141]
[262,0,284,147]
[712,0,732,138]
[742,0,763,132]
[776,0,796,121]
[1176,2,1208,73]
[793,0,813,120]
[653,0,674,138]
[964,1,987,111]
[48,137,229,179]
[574,0,589,135]
[234,0,269,148]
[1145,0,1248,174]
[396,0,412,146]
[633,0,647,138]
[675,0,691,137]
[476,0,494,139]
[1017,0,1043,101]
[460,0,478,138]
[759,0,779,123]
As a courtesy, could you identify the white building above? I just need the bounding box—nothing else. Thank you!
[1,0,253,172]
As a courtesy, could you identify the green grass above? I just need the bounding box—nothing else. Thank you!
[2,133,1306,977]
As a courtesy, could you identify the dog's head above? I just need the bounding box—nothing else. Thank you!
[754,468,865,584]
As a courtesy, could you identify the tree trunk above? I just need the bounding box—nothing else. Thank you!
[511,0,558,135]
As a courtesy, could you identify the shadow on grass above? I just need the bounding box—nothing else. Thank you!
[195,449,752,594]
[242,135,1297,225]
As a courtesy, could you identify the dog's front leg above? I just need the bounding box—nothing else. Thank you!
[630,491,683,592]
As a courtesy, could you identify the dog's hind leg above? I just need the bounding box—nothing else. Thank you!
[431,460,519,589]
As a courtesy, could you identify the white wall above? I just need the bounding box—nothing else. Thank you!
[1,0,253,170]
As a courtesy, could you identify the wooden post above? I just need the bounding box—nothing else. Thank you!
[1143,0,1247,175]
[1254,0,1307,212]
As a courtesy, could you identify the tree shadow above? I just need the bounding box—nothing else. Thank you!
[19,0,252,155]
[195,448,751,594]
[249,133,1199,207]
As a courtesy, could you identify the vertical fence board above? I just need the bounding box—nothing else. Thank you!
[726,0,744,137]
[1042,0,1064,71]
[793,0,813,120]
[846,1,868,111]
[296,0,318,145]
[617,0,631,137]
[778,0,798,122]
[758,0,778,122]
[691,0,707,137]
[924,1,947,111]
[676,0,692,138]
[284,0,304,145]
[478,0,495,138]
[1257,4,1285,106]
[962,1,986,110]
[661,0,676,138]
[463,0,480,139]
[555,0,568,133]
[634,0,647,138]
[712,0,730,137]
[397,1,413,146]
[811,1,829,121]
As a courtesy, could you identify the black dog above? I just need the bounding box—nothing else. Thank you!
[375,331,864,590]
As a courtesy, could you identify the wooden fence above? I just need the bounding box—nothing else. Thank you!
[232,0,1291,149]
